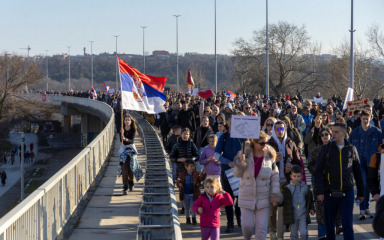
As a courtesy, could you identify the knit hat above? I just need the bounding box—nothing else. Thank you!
[225,102,233,110]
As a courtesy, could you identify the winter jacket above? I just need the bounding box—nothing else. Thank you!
[177,109,196,132]
[304,126,323,155]
[281,181,314,225]
[233,142,282,210]
[169,139,199,174]
[167,109,180,129]
[301,113,313,136]
[349,125,382,165]
[314,140,365,197]
[165,134,179,154]
[214,132,243,172]
[192,192,233,228]
[287,113,306,134]
[267,137,301,183]
[200,146,221,175]
[176,170,206,201]
[194,126,213,149]
[367,144,383,196]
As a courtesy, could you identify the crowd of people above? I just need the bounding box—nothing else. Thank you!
[39,89,384,239]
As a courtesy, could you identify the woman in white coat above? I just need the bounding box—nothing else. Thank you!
[234,131,283,240]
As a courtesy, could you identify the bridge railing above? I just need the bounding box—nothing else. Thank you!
[0,95,115,240]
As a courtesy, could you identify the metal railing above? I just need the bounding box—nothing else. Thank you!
[129,112,182,240]
[0,95,115,240]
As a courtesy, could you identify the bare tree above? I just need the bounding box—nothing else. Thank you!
[0,54,42,137]
[232,21,317,95]
[367,24,384,58]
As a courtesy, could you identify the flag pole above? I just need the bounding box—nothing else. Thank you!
[117,57,124,145]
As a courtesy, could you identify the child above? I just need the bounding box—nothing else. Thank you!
[215,122,225,139]
[193,178,233,240]
[166,125,182,183]
[281,165,314,240]
[177,160,206,224]
[199,134,221,186]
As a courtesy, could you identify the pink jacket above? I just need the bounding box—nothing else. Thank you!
[192,192,233,228]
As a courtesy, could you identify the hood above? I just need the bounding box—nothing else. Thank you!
[281,116,293,129]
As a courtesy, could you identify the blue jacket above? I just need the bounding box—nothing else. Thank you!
[301,113,313,135]
[214,132,242,172]
[349,125,382,165]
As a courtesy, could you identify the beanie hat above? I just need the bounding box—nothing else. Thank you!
[225,102,233,110]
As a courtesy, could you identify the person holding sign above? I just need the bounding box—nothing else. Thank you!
[233,131,283,240]
[267,120,301,240]
[214,116,242,233]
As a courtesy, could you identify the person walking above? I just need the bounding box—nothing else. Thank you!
[314,123,365,240]
[234,131,283,240]
[1,170,7,186]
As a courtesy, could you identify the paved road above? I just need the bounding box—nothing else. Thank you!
[68,134,146,240]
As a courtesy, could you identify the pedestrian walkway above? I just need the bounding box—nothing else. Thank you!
[69,134,146,240]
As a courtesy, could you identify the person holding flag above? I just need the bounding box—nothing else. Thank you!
[104,82,110,93]
[91,87,97,100]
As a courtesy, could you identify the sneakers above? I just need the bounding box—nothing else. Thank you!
[336,226,343,234]
[270,232,277,240]
[365,209,374,218]
[192,217,197,225]
[359,210,366,220]
[186,218,191,224]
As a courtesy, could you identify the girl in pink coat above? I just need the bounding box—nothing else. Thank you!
[193,178,233,240]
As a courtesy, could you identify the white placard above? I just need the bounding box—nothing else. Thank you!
[193,88,199,96]
[230,115,260,139]
[313,97,325,104]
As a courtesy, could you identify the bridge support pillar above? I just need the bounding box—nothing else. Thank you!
[63,115,72,133]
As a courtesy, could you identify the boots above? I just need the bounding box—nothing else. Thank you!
[192,217,197,225]
[128,181,134,192]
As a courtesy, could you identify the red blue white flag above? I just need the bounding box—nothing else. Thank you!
[104,83,110,93]
[226,90,236,100]
[118,57,167,114]
[91,87,97,99]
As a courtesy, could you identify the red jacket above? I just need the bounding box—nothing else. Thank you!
[192,192,233,228]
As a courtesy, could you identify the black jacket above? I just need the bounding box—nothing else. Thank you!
[314,140,364,197]
[169,139,199,174]
[177,109,196,132]
[165,134,179,154]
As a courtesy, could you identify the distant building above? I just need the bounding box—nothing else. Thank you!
[152,50,169,56]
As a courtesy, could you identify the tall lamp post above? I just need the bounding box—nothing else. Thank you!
[140,26,147,74]
[349,0,355,91]
[89,41,94,87]
[114,35,119,91]
[45,50,49,91]
[67,47,71,91]
[214,0,217,94]
[173,15,181,92]
[266,0,269,98]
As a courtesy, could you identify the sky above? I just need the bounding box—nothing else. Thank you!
[0,0,383,57]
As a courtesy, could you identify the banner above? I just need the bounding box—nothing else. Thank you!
[343,87,354,110]
[347,99,370,117]
[230,115,260,139]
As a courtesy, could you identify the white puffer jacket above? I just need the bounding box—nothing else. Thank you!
[234,142,282,210]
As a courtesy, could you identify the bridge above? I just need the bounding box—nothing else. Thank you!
[0,95,181,240]
[0,94,379,240]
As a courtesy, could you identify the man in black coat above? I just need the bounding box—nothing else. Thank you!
[177,101,196,133]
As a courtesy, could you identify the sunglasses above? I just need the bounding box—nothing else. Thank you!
[256,141,267,146]
[266,124,274,127]
[276,127,285,132]
[321,133,330,137]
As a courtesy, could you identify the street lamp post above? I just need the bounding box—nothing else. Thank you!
[45,50,49,91]
[349,0,355,91]
[89,41,94,87]
[173,15,181,92]
[20,132,25,201]
[214,0,217,94]
[67,46,71,91]
[140,26,147,74]
[114,35,119,91]
[266,0,269,98]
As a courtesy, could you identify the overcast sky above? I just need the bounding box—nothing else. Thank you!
[1,0,383,56]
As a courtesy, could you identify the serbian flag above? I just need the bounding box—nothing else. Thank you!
[118,57,166,114]
[225,90,236,100]
[104,83,110,93]
[187,69,194,86]
[91,87,97,99]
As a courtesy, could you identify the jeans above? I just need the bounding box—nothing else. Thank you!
[359,163,370,211]
[290,217,308,240]
[172,162,177,183]
[318,223,326,238]
[184,194,196,219]
[221,171,241,227]
[324,189,355,240]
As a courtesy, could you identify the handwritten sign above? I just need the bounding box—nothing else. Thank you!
[230,115,260,139]
[347,99,369,116]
